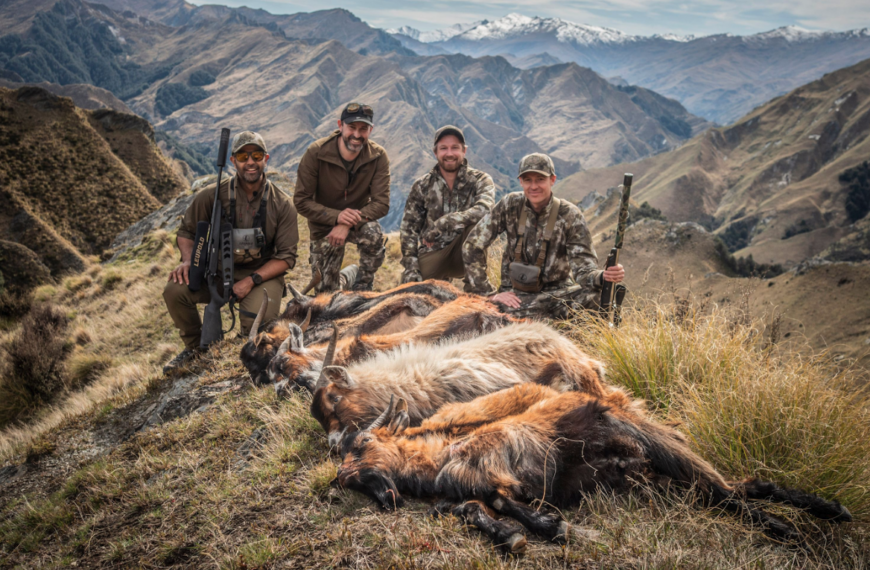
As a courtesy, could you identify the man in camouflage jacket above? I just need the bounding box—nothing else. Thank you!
[462,153,625,318]
[400,125,495,285]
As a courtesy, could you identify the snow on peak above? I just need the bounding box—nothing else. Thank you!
[388,21,487,43]
[750,25,821,42]
[454,13,636,45]
[652,33,696,42]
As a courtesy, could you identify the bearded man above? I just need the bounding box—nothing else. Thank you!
[163,131,299,374]
[399,125,495,287]
[293,103,391,292]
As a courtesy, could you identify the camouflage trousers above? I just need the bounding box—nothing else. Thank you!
[498,284,626,321]
[309,221,386,292]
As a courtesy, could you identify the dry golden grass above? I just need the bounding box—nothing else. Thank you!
[1,220,868,568]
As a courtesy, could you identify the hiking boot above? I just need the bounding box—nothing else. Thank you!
[162,349,200,376]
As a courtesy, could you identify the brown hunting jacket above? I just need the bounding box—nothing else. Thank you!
[293,131,391,240]
[177,174,299,272]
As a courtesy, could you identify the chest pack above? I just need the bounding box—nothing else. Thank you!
[508,197,560,293]
[228,177,269,265]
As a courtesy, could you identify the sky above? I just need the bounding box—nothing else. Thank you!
[189,0,870,37]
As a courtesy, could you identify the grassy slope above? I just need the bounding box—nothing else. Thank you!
[0,209,868,567]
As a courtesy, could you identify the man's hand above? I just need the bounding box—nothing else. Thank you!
[490,291,522,309]
[602,264,625,284]
[327,224,351,247]
[337,209,363,227]
[421,226,442,248]
[233,276,255,300]
[169,261,191,285]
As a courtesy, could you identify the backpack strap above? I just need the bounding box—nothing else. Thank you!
[513,203,528,263]
[534,197,560,268]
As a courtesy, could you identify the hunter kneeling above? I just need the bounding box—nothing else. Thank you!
[163,131,299,375]
[463,153,625,319]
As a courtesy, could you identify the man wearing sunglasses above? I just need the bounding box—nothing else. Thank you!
[163,131,299,374]
[399,125,495,286]
[294,103,390,292]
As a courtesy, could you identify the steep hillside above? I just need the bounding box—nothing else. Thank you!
[0,80,131,112]
[0,86,184,305]
[415,14,870,124]
[557,58,870,267]
[396,54,711,168]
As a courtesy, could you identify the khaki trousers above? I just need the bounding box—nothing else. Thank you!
[163,267,285,350]
[418,225,473,281]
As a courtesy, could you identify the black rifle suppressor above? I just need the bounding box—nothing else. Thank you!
[599,173,632,327]
[194,128,235,349]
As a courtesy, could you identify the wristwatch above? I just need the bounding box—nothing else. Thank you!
[251,272,263,285]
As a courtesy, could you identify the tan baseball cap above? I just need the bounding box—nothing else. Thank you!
[518,153,556,178]
[231,131,267,154]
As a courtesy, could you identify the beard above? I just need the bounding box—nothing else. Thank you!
[342,133,365,153]
[239,165,264,183]
[438,157,461,173]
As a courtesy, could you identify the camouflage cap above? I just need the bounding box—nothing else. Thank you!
[518,153,556,178]
[434,125,465,147]
[231,131,267,154]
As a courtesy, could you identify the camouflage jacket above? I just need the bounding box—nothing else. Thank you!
[463,192,603,296]
[399,161,495,278]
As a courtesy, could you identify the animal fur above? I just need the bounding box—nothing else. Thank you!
[336,385,852,550]
[310,321,609,448]
[269,296,519,393]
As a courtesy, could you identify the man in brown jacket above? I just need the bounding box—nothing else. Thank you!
[293,103,390,292]
[163,131,299,375]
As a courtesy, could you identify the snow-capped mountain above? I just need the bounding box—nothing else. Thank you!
[387,21,486,43]
[387,15,870,124]
[452,13,637,45]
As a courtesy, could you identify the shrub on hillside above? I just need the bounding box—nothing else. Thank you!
[629,201,667,224]
[155,83,209,117]
[782,218,813,239]
[7,304,70,401]
[719,217,757,252]
[841,160,870,222]
[714,239,784,278]
[188,69,216,87]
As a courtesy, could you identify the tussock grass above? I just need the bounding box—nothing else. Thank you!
[568,298,870,520]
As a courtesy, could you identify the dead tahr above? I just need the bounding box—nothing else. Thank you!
[336,385,851,553]
[239,280,461,385]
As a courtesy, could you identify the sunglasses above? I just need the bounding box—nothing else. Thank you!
[234,150,266,163]
[344,103,374,117]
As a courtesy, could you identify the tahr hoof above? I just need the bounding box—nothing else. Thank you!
[504,533,527,554]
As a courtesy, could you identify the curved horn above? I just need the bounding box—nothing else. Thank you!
[248,291,270,342]
[277,335,292,355]
[367,395,395,432]
[302,268,323,296]
[313,322,340,392]
[299,308,312,332]
[287,282,305,302]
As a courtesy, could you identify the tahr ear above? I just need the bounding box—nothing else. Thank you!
[322,366,356,389]
[287,324,305,353]
[387,398,410,434]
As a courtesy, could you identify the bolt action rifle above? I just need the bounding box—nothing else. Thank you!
[193,128,235,349]
[599,174,632,327]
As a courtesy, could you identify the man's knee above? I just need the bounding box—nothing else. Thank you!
[355,221,384,248]
[163,280,193,309]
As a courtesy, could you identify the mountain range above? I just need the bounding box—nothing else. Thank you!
[392,14,870,124]
[557,57,870,268]
[0,0,715,231]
